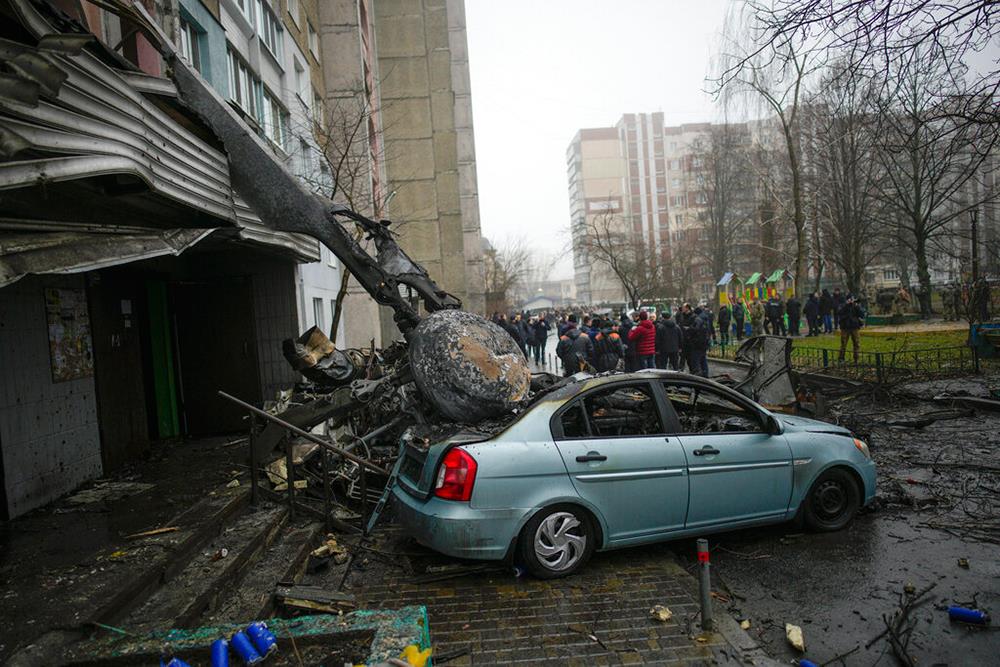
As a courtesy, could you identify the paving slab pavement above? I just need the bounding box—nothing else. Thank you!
[311,529,778,666]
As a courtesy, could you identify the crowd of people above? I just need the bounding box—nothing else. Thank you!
[491,304,717,377]
[490,286,872,376]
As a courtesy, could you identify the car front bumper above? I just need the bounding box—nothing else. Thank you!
[860,459,877,506]
[392,486,527,561]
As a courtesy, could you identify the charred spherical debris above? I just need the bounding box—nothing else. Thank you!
[409,310,531,423]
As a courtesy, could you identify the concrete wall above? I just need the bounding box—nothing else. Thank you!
[375,0,484,321]
[0,275,102,518]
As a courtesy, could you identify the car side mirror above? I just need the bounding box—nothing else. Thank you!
[765,415,783,435]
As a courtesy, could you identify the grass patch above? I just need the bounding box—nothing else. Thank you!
[792,327,968,353]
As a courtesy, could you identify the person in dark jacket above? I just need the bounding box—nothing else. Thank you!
[514,313,531,357]
[765,295,786,335]
[676,303,695,371]
[619,312,638,371]
[803,293,820,336]
[655,312,684,370]
[820,289,834,333]
[837,295,864,362]
[592,321,624,372]
[499,314,524,356]
[732,297,746,340]
[832,288,845,330]
[627,310,657,369]
[686,307,711,377]
[556,316,594,376]
[717,303,731,346]
[786,295,802,336]
[531,314,551,365]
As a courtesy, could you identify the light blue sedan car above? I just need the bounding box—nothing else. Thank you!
[393,371,876,578]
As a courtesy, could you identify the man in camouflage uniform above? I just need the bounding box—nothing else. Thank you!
[942,285,954,321]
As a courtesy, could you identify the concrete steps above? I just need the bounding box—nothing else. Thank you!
[121,502,288,633]
[208,520,324,623]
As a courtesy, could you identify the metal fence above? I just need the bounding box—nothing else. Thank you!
[710,342,994,383]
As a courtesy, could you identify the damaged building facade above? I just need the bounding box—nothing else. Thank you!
[0,0,486,519]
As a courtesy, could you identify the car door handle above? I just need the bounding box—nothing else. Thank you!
[692,447,720,456]
[576,454,607,462]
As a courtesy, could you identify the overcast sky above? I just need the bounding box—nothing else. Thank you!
[465,0,729,281]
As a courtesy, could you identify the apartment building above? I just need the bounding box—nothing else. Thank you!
[567,127,629,304]
[569,116,765,305]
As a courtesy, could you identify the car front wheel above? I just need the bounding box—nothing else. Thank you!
[803,468,861,531]
[518,504,595,578]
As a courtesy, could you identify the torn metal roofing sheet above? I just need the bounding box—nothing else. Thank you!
[0,227,215,287]
[0,0,319,269]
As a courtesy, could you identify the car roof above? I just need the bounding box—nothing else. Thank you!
[551,369,737,400]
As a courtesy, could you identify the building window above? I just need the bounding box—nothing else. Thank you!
[669,159,680,170]
[671,178,681,188]
[298,137,311,176]
[674,214,683,226]
[883,269,899,281]
[260,87,287,149]
[313,297,324,330]
[670,195,686,207]
[695,192,708,205]
[178,18,201,71]
[228,47,261,120]
[307,21,319,59]
[287,0,300,26]
[227,47,262,119]
[255,0,283,57]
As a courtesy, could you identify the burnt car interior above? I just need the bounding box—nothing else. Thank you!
[663,384,763,434]
[560,384,662,438]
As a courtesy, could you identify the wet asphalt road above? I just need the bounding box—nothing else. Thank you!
[676,511,999,665]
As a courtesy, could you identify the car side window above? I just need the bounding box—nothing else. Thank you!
[581,383,663,438]
[663,383,763,434]
[560,402,589,438]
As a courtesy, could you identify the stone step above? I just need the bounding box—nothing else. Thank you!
[208,520,324,624]
[7,488,252,666]
[122,501,288,633]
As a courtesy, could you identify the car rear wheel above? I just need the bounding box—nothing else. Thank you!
[518,505,594,578]
[803,468,860,531]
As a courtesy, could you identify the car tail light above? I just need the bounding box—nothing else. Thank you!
[434,447,477,501]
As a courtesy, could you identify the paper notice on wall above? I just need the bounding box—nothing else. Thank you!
[44,287,94,382]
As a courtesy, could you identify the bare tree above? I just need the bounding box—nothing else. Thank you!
[691,124,756,301]
[725,1,1000,131]
[574,204,666,310]
[482,237,531,314]
[804,63,890,294]
[715,4,823,298]
[872,48,999,315]
[296,83,386,344]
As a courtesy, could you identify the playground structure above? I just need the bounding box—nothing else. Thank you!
[717,269,796,310]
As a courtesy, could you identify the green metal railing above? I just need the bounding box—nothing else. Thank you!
[709,342,992,383]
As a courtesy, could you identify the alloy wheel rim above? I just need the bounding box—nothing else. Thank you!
[534,512,586,571]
